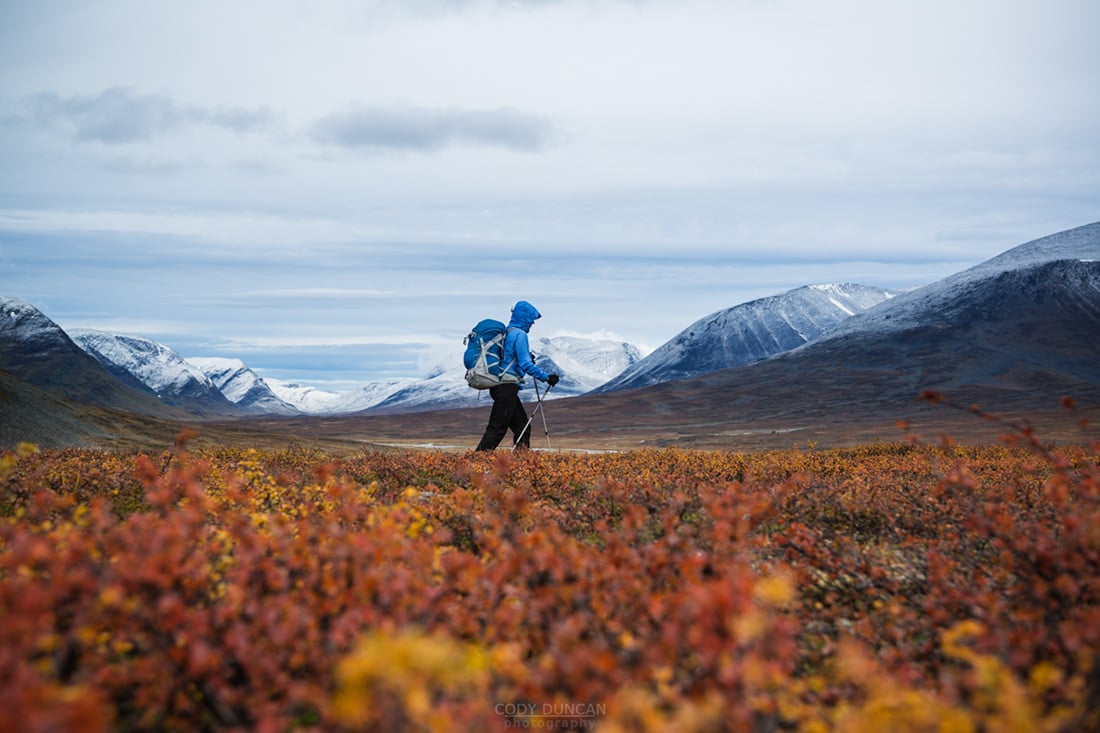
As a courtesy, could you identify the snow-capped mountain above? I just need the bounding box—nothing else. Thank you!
[264,379,350,414]
[738,223,1099,409]
[364,363,475,414]
[533,334,644,392]
[186,357,300,415]
[266,377,416,415]
[69,329,238,415]
[1,296,89,378]
[596,283,895,393]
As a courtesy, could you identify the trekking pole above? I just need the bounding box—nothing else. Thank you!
[536,381,553,450]
[514,381,554,451]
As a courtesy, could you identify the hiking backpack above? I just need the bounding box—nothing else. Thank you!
[463,319,518,389]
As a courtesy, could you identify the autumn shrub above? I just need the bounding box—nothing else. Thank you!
[0,414,1097,732]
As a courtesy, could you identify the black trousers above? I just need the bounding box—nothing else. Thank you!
[475,383,531,451]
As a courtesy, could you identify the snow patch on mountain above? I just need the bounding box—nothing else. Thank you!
[1,296,68,344]
[537,334,643,389]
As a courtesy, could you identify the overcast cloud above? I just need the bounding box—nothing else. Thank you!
[1,0,1098,389]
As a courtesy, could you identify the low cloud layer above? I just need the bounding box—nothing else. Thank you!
[22,86,558,156]
[28,87,274,144]
[310,103,557,152]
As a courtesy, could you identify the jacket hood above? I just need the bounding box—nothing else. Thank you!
[508,301,541,332]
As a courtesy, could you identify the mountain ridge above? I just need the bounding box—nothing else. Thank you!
[828,221,1100,338]
[69,329,240,416]
[596,283,894,392]
[186,357,301,415]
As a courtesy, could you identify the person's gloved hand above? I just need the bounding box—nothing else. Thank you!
[547,374,560,386]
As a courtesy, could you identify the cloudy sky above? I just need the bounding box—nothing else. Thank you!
[2,0,1098,390]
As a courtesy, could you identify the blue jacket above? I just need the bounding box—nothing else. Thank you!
[502,300,551,383]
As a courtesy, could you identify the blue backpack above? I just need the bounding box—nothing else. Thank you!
[463,319,518,389]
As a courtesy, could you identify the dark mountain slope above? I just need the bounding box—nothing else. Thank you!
[0,296,175,416]
[600,258,1100,426]
[0,370,125,449]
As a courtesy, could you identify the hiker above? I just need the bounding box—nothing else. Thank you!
[475,301,560,451]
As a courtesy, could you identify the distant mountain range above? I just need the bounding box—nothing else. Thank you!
[0,300,646,418]
[3,220,1098,450]
[2,287,884,419]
